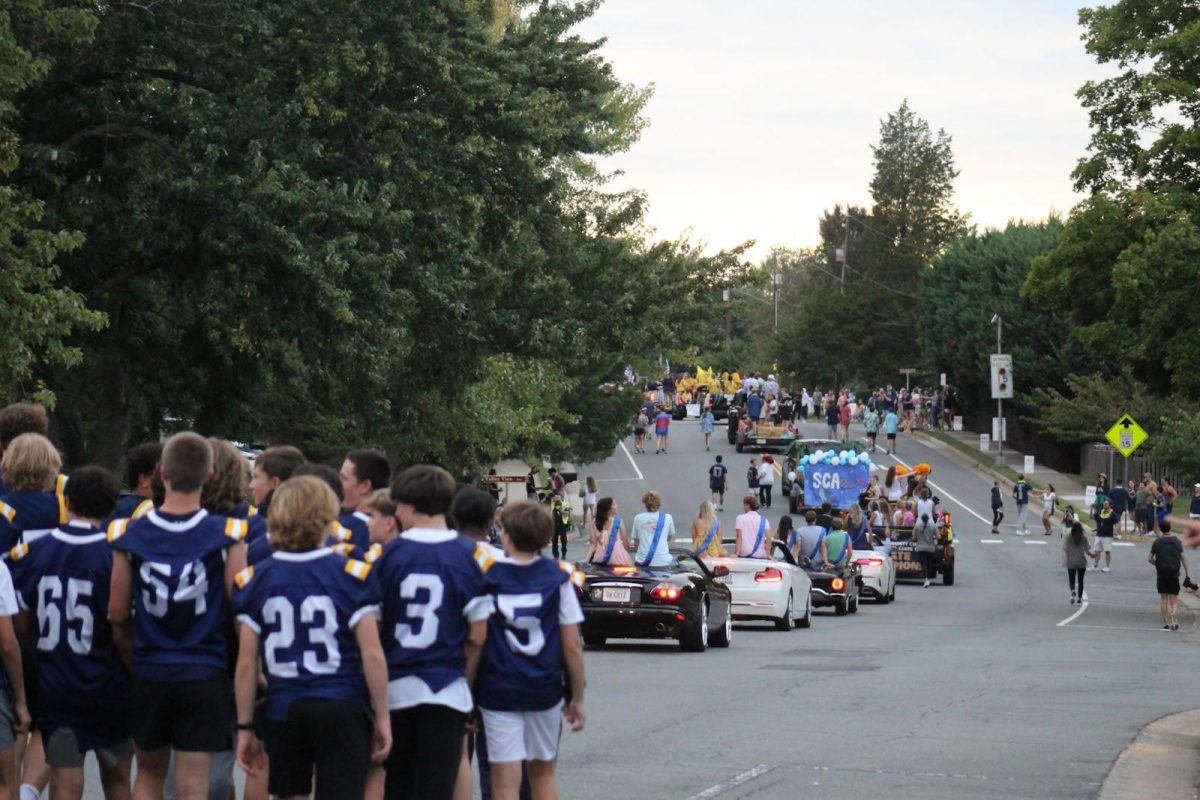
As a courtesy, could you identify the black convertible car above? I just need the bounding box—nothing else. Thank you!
[577,550,733,651]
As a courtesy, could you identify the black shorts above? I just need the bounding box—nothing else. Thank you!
[385,705,466,800]
[265,701,371,800]
[709,481,725,494]
[131,674,232,752]
[1157,569,1181,596]
[886,433,897,441]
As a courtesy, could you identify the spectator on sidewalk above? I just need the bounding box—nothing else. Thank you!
[1149,520,1191,631]
[990,480,1005,534]
[1092,498,1118,572]
[1134,480,1150,535]
[1012,475,1031,535]
[1107,479,1130,534]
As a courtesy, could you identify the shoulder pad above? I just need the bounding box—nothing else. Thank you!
[344,559,371,581]
[8,543,29,562]
[474,543,496,573]
[224,517,248,541]
[247,504,258,518]
[330,542,356,557]
[0,502,14,523]
[559,559,585,589]
[132,499,154,519]
[107,518,130,543]
[234,566,255,589]
[364,543,382,564]
[330,523,352,543]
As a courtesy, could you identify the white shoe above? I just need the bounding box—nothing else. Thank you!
[923,579,930,588]
[1101,567,1110,573]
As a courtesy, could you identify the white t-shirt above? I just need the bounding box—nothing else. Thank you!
[0,562,16,616]
[757,462,775,486]
[886,482,903,503]
[916,497,936,522]
[1043,492,1056,515]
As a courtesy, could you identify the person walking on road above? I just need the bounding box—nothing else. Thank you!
[653,407,671,454]
[757,456,776,509]
[708,455,729,511]
[747,458,760,496]
[1092,498,1118,572]
[990,480,1005,534]
[884,408,900,454]
[631,491,675,567]
[1041,483,1057,536]
[1149,520,1191,630]
[587,498,632,567]
[581,476,597,528]
[913,513,939,587]
[698,407,715,451]
[863,406,880,453]
[734,494,771,559]
[1012,474,1031,535]
[692,501,724,560]
[1063,521,1095,604]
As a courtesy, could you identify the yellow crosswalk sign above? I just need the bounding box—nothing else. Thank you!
[1105,414,1148,458]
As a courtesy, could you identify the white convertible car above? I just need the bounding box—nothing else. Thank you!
[708,539,813,630]
[853,537,897,604]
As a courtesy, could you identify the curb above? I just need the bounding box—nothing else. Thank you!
[1098,709,1200,800]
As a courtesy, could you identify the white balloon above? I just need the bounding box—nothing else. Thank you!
[831,457,841,466]
[813,450,824,460]
[849,457,859,466]
[787,472,797,482]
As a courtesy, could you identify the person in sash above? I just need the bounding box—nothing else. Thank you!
[691,502,723,560]
[792,510,828,567]
[630,492,675,568]
[823,518,854,570]
[586,499,631,567]
[734,494,771,560]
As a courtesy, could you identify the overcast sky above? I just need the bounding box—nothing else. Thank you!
[575,1,1110,260]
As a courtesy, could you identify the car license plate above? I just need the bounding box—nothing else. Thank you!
[601,587,631,603]
[757,438,767,444]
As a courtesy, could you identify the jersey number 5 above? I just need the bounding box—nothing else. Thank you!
[140,560,208,617]
[496,594,544,656]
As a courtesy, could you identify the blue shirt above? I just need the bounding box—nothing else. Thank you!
[748,394,764,419]
[9,523,131,747]
[233,548,379,722]
[375,530,491,706]
[107,509,247,681]
[884,412,900,434]
[630,512,675,567]
[0,488,66,550]
[1013,481,1031,505]
[477,556,583,712]
[337,511,371,551]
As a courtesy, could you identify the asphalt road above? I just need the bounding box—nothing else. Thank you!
[557,417,1197,799]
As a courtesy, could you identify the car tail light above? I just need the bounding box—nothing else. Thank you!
[831,577,845,591]
[649,585,681,602]
[754,567,784,583]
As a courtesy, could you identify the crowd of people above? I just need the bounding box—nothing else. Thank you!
[0,402,585,800]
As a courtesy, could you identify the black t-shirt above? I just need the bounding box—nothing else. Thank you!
[1151,536,1183,575]
[709,464,727,485]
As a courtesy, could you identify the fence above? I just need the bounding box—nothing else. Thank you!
[1079,442,1188,492]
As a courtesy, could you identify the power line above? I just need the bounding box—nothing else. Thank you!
[845,212,945,260]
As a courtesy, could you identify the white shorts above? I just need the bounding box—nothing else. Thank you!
[1095,537,1113,552]
[482,702,563,763]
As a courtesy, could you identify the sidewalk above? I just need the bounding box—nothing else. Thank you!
[1098,706,1200,800]
[911,427,1166,541]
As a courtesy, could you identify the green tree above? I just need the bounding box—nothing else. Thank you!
[0,0,105,404]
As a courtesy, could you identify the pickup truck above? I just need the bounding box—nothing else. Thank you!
[888,519,956,585]
[727,415,797,452]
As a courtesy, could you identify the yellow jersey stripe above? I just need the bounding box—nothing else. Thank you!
[55,474,68,524]
[224,518,248,541]
[234,566,255,589]
[344,560,371,580]
[132,499,153,519]
[106,518,129,543]
[0,502,14,523]
[8,544,28,562]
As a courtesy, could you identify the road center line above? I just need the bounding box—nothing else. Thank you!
[1057,600,1089,627]
[686,765,777,800]
[886,453,992,527]
[1024,540,1047,545]
[979,539,1004,544]
[617,440,644,481]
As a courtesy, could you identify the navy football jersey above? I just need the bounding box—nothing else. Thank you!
[233,549,379,722]
[477,555,584,712]
[9,523,130,746]
[111,494,153,524]
[375,530,491,697]
[0,487,68,551]
[108,509,247,681]
[337,511,371,551]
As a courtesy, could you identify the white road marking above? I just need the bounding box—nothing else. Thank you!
[1063,624,1173,632]
[1057,601,1089,627]
[617,440,643,481]
[1024,540,1047,545]
[1113,542,1135,547]
[594,477,644,483]
[886,454,992,526]
[980,539,1004,544]
[686,765,777,800]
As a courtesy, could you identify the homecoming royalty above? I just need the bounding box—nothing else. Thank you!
[0,403,585,800]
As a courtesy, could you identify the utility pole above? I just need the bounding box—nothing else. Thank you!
[836,214,850,295]
[994,314,1003,461]
[772,271,782,332]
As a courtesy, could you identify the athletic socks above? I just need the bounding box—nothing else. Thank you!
[20,784,40,800]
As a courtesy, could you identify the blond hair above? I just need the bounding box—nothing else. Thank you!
[362,488,396,517]
[697,500,716,522]
[641,490,662,511]
[268,476,339,553]
[1,433,61,491]
[201,438,249,513]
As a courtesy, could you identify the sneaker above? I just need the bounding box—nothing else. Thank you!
[923,579,930,588]
[1101,567,1110,573]
[1164,625,1171,631]
[1070,592,1076,604]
